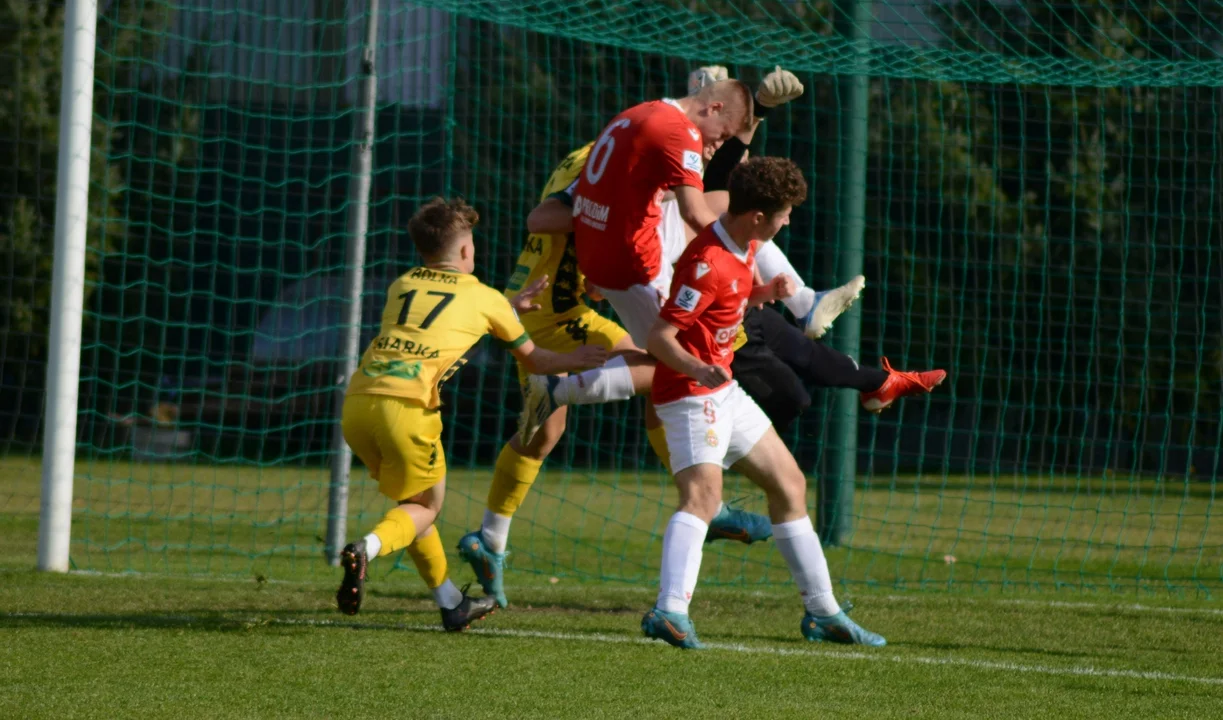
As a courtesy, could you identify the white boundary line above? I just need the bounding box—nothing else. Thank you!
[42,571,1223,616]
[6,611,1222,687]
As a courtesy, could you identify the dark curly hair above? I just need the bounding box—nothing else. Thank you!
[726,157,808,217]
[407,197,479,259]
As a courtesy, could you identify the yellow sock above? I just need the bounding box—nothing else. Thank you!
[369,506,418,557]
[406,526,448,589]
[646,425,672,473]
[487,443,545,516]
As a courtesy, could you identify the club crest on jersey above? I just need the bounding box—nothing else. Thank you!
[674,285,702,311]
[688,127,700,142]
[694,262,711,279]
[705,428,719,447]
[682,149,703,174]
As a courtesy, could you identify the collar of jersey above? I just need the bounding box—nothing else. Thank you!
[712,220,751,263]
[661,97,684,112]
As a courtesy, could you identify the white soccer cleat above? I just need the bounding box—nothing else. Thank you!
[801,275,866,340]
[517,374,559,446]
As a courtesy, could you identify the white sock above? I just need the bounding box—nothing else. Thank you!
[772,516,840,616]
[656,512,708,614]
[362,532,382,558]
[432,578,464,610]
[755,243,815,318]
[549,355,635,406]
[481,509,512,554]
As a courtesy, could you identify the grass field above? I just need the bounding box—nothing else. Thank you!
[3,456,1223,717]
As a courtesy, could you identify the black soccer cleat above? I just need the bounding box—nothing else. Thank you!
[440,584,498,632]
[336,540,368,616]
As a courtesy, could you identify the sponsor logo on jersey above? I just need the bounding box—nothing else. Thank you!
[674,284,702,311]
[688,127,700,142]
[361,359,423,380]
[573,194,610,231]
[682,149,703,174]
[714,324,740,345]
[695,262,710,279]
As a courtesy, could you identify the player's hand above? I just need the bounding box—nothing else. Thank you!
[756,66,804,108]
[567,344,610,371]
[692,364,732,389]
[688,65,729,96]
[769,273,798,301]
[511,274,549,315]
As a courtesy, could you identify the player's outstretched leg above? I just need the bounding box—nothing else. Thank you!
[860,358,947,413]
[519,354,649,444]
[733,424,886,647]
[800,275,865,339]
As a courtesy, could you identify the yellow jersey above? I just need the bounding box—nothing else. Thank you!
[503,144,594,329]
[346,267,528,409]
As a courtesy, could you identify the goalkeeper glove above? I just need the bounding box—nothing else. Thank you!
[755,65,804,108]
[687,65,729,96]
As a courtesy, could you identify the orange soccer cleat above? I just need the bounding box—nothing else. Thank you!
[860,358,946,413]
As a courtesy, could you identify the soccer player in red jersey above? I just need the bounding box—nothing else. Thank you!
[571,79,755,347]
[640,157,888,649]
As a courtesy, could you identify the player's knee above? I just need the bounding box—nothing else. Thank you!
[674,469,722,522]
[767,471,807,516]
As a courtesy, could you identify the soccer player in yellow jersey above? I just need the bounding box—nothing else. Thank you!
[336,197,608,630]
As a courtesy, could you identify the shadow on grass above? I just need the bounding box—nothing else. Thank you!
[368,586,645,615]
[0,610,442,634]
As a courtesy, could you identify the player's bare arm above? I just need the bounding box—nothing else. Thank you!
[647,318,730,389]
[672,184,720,233]
[748,273,797,309]
[512,340,609,376]
[526,197,573,234]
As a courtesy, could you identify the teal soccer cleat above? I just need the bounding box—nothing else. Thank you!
[641,608,705,650]
[457,530,508,608]
[706,503,773,545]
[801,610,887,647]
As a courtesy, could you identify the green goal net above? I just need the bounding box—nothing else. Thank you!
[4,0,1221,594]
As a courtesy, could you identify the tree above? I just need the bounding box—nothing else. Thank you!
[0,0,175,446]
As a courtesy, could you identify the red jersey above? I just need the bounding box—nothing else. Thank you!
[573,99,705,291]
[652,221,757,404]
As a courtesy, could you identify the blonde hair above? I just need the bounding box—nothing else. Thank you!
[697,79,755,131]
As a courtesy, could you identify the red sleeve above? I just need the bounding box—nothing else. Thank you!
[659,254,719,331]
[653,116,705,192]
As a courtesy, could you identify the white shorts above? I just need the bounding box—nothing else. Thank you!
[594,202,687,348]
[596,283,663,349]
[653,381,773,474]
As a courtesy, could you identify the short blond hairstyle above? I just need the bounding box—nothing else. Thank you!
[698,79,755,132]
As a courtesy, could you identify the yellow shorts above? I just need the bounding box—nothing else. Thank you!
[341,394,445,502]
[517,308,629,383]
